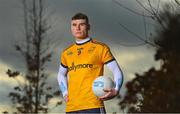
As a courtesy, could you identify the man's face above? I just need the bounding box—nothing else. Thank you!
[71,19,89,39]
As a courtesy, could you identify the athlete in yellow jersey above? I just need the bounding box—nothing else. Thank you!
[57,13,123,113]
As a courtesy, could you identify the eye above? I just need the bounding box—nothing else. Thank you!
[80,23,86,26]
[72,23,77,26]
[81,23,86,26]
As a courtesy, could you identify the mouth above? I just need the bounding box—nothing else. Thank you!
[76,32,81,34]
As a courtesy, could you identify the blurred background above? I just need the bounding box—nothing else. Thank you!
[0,0,180,113]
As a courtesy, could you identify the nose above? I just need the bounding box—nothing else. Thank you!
[76,25,80,30]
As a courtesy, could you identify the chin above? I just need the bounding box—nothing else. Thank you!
[75,36,86,39]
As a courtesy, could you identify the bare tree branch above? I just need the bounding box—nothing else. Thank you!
[118,22,156,47]
[112,0,152,17]
[136,0,153,15]
[142,12,148,41]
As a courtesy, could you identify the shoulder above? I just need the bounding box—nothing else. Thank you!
[91,39,109,47]
[91,39,110,49]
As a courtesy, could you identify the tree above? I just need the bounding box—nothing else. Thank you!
[119,3,180,113]
[113,0,180,47]
[5,0,61,113]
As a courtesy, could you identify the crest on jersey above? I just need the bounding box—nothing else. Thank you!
[67,50,73,56]
[77,48,83,55]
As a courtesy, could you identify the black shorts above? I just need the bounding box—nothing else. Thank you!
[66,107,106,114]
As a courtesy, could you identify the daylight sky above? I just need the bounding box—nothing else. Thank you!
[0,0,173,113]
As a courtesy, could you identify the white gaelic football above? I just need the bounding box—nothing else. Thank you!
[92,76,115,97]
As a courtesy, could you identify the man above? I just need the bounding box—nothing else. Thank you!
[57,13,123,113]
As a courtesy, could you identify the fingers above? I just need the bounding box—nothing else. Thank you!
[64,95,69,102]
[99,94,113,101]
[99,88,118,101]
[98,89,112,99]
[99,92,111,99]
[103,88,112,92]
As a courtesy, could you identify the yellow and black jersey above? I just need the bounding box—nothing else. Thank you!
[60,38,115,112]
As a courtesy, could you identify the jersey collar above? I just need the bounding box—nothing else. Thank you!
[75,37,92,45]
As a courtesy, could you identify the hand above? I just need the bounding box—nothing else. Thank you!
[99,88,118,101]
[64,95,69,102]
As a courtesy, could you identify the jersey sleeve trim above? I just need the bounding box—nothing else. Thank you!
[61,63,68,68]
[104,58,116,64]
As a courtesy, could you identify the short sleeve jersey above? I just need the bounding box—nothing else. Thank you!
[60,38,115,112]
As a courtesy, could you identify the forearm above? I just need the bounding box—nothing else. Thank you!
[57,65,68,97]
[106,60,123,92]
